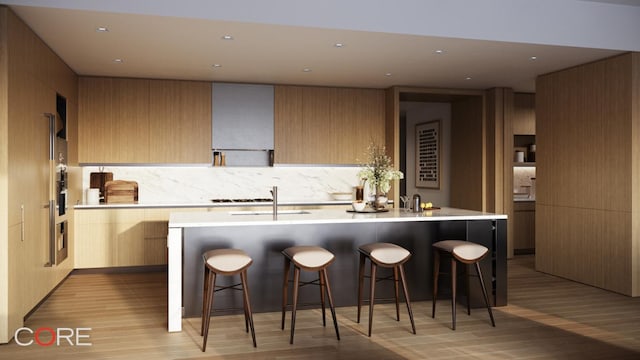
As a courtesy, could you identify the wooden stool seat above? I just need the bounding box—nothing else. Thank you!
[281,246,340,344]
[432,240,496,330]
[201,249,256,351]
[357,242,416,336]
[283,245,335,269]
[204,248,253,273]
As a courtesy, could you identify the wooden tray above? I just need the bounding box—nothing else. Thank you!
[104,180,138,204]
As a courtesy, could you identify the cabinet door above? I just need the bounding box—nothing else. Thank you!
[513,202,535,251]
[148,80,212,163]
[78,77,114,163]
[274,85,385,164]
[513,93,535,135]
[274,86,305,163]
[78,77,150,163]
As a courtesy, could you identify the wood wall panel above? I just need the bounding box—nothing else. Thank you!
[536,53,638,296]
[486,88,514,257]
[450,96,484,211]
[632,53,640,295]
[0,8,8,342]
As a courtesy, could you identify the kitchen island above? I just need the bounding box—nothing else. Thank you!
[167,207,507,332]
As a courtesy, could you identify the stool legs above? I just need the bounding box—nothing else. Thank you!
[321,268,340,341]
[432,248,496,330]
[240,270,257,347]
[289,267,301,344]
[282,257,340,344]
[358,255,416,337]
[432,249,440,319]
[450,257,457,330]
[202,270,217,351]
[367,262,377,337]
[357,253,366,323]
[398,265,416,335]
[201,268,256,352]
[475,262,496,327]
[281,257,291,330]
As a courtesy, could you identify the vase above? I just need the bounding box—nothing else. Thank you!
[373,185,387,210]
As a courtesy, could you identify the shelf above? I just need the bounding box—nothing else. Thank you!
[514,162,535,167]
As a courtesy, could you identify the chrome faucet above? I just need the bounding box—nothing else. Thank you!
[270,186,278,220]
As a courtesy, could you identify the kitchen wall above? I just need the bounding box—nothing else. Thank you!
[81,166,362,204]
[400,101,451,207]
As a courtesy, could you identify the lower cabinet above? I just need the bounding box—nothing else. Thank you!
[513,201,535,254]
[75,208,185,268]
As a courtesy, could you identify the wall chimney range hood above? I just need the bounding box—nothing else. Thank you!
[211,82,274,166]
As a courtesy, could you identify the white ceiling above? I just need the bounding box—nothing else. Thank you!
[4,0,640,92]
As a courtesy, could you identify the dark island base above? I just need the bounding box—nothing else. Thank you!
[182,219,506,317]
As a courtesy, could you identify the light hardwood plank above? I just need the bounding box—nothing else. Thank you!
[2,256,640,359]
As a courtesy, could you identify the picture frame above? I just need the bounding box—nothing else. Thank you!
[416,120,440,189]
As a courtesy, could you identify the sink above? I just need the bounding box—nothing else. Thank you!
[229,210,311,215]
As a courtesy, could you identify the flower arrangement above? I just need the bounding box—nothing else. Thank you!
[357,143,403,195]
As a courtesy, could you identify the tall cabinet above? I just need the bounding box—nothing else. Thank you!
[536,52,640,296]
[0,7,78,343]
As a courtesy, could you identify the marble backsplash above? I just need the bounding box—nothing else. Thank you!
[81,166,363,204]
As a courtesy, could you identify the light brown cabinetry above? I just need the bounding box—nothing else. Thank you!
[78,77,211,164]
[513,201,535,254]
[148,80,211,163]
[78,77,150,163]
[274,85,385,164]
[536,53,640,296]
[1,7,77,343]
[75,209,169,268]
[513,93,535,135]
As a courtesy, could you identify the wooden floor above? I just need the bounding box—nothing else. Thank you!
[1,255,640,359]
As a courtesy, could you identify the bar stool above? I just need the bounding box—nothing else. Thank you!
[357,242,416,336]
[281,245,340,344]
[432,240,496,330]
[201,249,256,352]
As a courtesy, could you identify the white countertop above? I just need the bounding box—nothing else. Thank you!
[74,200,350,209]
[169,207,507,228]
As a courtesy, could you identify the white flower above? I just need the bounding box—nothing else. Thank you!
[358,143,403,194]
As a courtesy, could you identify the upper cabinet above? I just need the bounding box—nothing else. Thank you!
[78,77,211,164]
[148,80,211,163]
[274,85,385,164]
[513,93,536,135]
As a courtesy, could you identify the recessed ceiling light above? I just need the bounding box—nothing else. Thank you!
[96,26,109,32]
[212,64,222,68]
[303,68,312,73]
[435,49,444,54]
[385,73,392,77]
[113,58,123,63]
[222,35,234,40]
[334,43,344,48]
[530,56,538,60]
[465,76,472,80]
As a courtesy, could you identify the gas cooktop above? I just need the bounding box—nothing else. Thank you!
[210,198,272,203]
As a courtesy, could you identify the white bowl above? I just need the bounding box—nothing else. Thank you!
[352,201,366,211]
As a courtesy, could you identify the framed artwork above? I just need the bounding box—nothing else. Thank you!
[416,120,440,189]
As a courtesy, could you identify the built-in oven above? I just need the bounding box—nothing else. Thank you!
[45,93,69,266]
